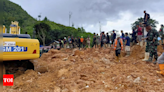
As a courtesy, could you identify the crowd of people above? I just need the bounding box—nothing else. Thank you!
[40,10,164,64]
[39,10,164,75]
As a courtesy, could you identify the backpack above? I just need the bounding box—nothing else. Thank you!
[147,13,150,19]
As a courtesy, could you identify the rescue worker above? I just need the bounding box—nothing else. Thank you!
[93,33,97,48]
[106,33,110,48]
[125,33,131,56]
[71,36,74,48]
[144,24,159,64]
[77,37,81,50]
[130,28,137,46]
[68,36,72,48]
[159,24,164,45]
[121,30,125,43]
[96,34,100,48]
[156,44,164,75]
[63,37,67,49]
[100,32,106,48]
[80,36,84,48]
[75,38,78,48]
[143,10,150,25]
[83,38,87,50]
[137,24,143,47]
[87,36,91,48]
[113,35,124,62]
[112,30,116,46]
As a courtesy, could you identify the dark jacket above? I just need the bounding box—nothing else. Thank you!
[113,33,116,40]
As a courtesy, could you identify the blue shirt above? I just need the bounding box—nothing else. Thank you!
[125,36,130,46]
[122,33,125,38]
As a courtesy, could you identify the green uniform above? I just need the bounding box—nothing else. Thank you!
[159,27,164,44]
[146,29,159,61]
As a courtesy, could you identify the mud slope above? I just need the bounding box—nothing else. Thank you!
[3,46,164,92]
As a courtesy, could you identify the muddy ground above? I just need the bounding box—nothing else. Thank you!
[3,45,164,92]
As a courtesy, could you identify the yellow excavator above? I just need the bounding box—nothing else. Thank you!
[2,21,40,74]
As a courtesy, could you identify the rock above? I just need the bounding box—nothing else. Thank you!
[157,79,161,82]
[62,58,68,61]
[133,77,141,83]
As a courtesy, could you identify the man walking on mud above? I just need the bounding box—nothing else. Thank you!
[144,24,159,64]
[113,35,124,62]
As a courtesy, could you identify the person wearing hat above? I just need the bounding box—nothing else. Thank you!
[159,24,164,45]
[143,24,159,64]
[113,35,124,62]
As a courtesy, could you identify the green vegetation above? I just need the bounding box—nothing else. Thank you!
[3,0,94,46]
[131,17,158,29]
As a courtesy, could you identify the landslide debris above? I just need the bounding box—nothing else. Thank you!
[3,45,164,92]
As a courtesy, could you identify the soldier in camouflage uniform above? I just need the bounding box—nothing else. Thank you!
[145,24,159,64]
[159,24,164,44]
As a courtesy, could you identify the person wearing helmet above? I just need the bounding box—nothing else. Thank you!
[113,35,124,62]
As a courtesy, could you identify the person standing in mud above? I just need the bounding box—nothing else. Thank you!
[58,39,62,49]
[83,38,87,49]
[96,34,100,48]
[121,30,125,43]
[144,24,159,64]
[93,33,97,48]
[80,36,84,48]
[100,32,106,48]
[112,30,116,46]
[78,37,81,50]
[130,28,137,46]
[74,38,78,48]
[159,24,164,45]
[105,33,110,48]
[71,36,75,49]
[87,36,91,48]
[113,35,124,62]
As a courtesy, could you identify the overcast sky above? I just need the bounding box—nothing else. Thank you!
[10,0,164,34]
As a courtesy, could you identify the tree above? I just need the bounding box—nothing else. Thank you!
[81,27,86,32]
[34,22,51,46]
[43,17,48,21]
[131,17,158,29]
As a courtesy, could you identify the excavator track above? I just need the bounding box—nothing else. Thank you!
[3,60,34,76]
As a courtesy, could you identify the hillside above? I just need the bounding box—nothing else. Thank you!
[3,0,37,35]
[3,0,93,45]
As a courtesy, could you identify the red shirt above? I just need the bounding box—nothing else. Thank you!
[137,27,142,35]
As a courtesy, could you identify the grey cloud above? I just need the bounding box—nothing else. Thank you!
[10,0,164,31]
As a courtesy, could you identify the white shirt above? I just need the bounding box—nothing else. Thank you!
[144,27,148,36]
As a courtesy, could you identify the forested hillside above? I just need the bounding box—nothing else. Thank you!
[3,0,93,45]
